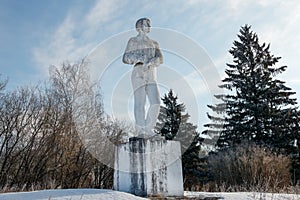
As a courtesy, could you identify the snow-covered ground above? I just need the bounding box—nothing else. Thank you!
[185,191,300,200]
[0,189,147,200]
[0,189,299,200]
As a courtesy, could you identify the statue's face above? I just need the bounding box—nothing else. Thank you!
[137,19,150,34]
[142,20,150,33]
[135,18,151,33]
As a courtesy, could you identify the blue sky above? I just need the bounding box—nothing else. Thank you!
[1,0,300,132]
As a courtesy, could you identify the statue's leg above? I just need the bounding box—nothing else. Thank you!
[131,67,147,135]
[133,85,146,134]
[145,82,160,136]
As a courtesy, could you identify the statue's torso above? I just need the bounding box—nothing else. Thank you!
[127,37,157,64]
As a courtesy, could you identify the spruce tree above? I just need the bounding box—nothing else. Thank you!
[155,90,184,140]
[156,90,206,188]
[203,25,300,154]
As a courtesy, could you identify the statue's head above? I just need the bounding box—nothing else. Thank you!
[135,18,151,33]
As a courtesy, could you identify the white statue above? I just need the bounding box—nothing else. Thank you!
[123,18,163,137]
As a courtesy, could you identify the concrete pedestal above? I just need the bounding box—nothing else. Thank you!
[114,137,184,197]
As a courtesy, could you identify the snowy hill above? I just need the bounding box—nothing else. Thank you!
[0,189,299,200]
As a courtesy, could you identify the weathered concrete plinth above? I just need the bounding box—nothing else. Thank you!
[114,137,184,197]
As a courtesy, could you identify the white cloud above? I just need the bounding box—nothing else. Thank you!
[33,15,77,69]
[225,0,283,10]
[85,0,121,25]
[32,0,126,73]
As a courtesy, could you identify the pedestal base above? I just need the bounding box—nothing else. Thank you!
[114,137,184,197]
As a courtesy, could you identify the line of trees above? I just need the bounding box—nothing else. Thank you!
[1,24,299,193]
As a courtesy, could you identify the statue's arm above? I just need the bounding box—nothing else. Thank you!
[123,38,138,65]
[146,41,163,67]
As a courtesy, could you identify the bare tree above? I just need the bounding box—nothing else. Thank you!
[46,60,97,188]
[0,61,127,191]
[0,86,47,188]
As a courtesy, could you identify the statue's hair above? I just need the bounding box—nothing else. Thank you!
[135,18,150,30]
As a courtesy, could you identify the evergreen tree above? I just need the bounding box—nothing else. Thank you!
[203,25,300,154]
[156,90,207,189]
[155,90,184,140]
[179,122,207,189]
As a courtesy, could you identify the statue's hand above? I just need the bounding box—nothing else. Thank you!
[142,62,150,72]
